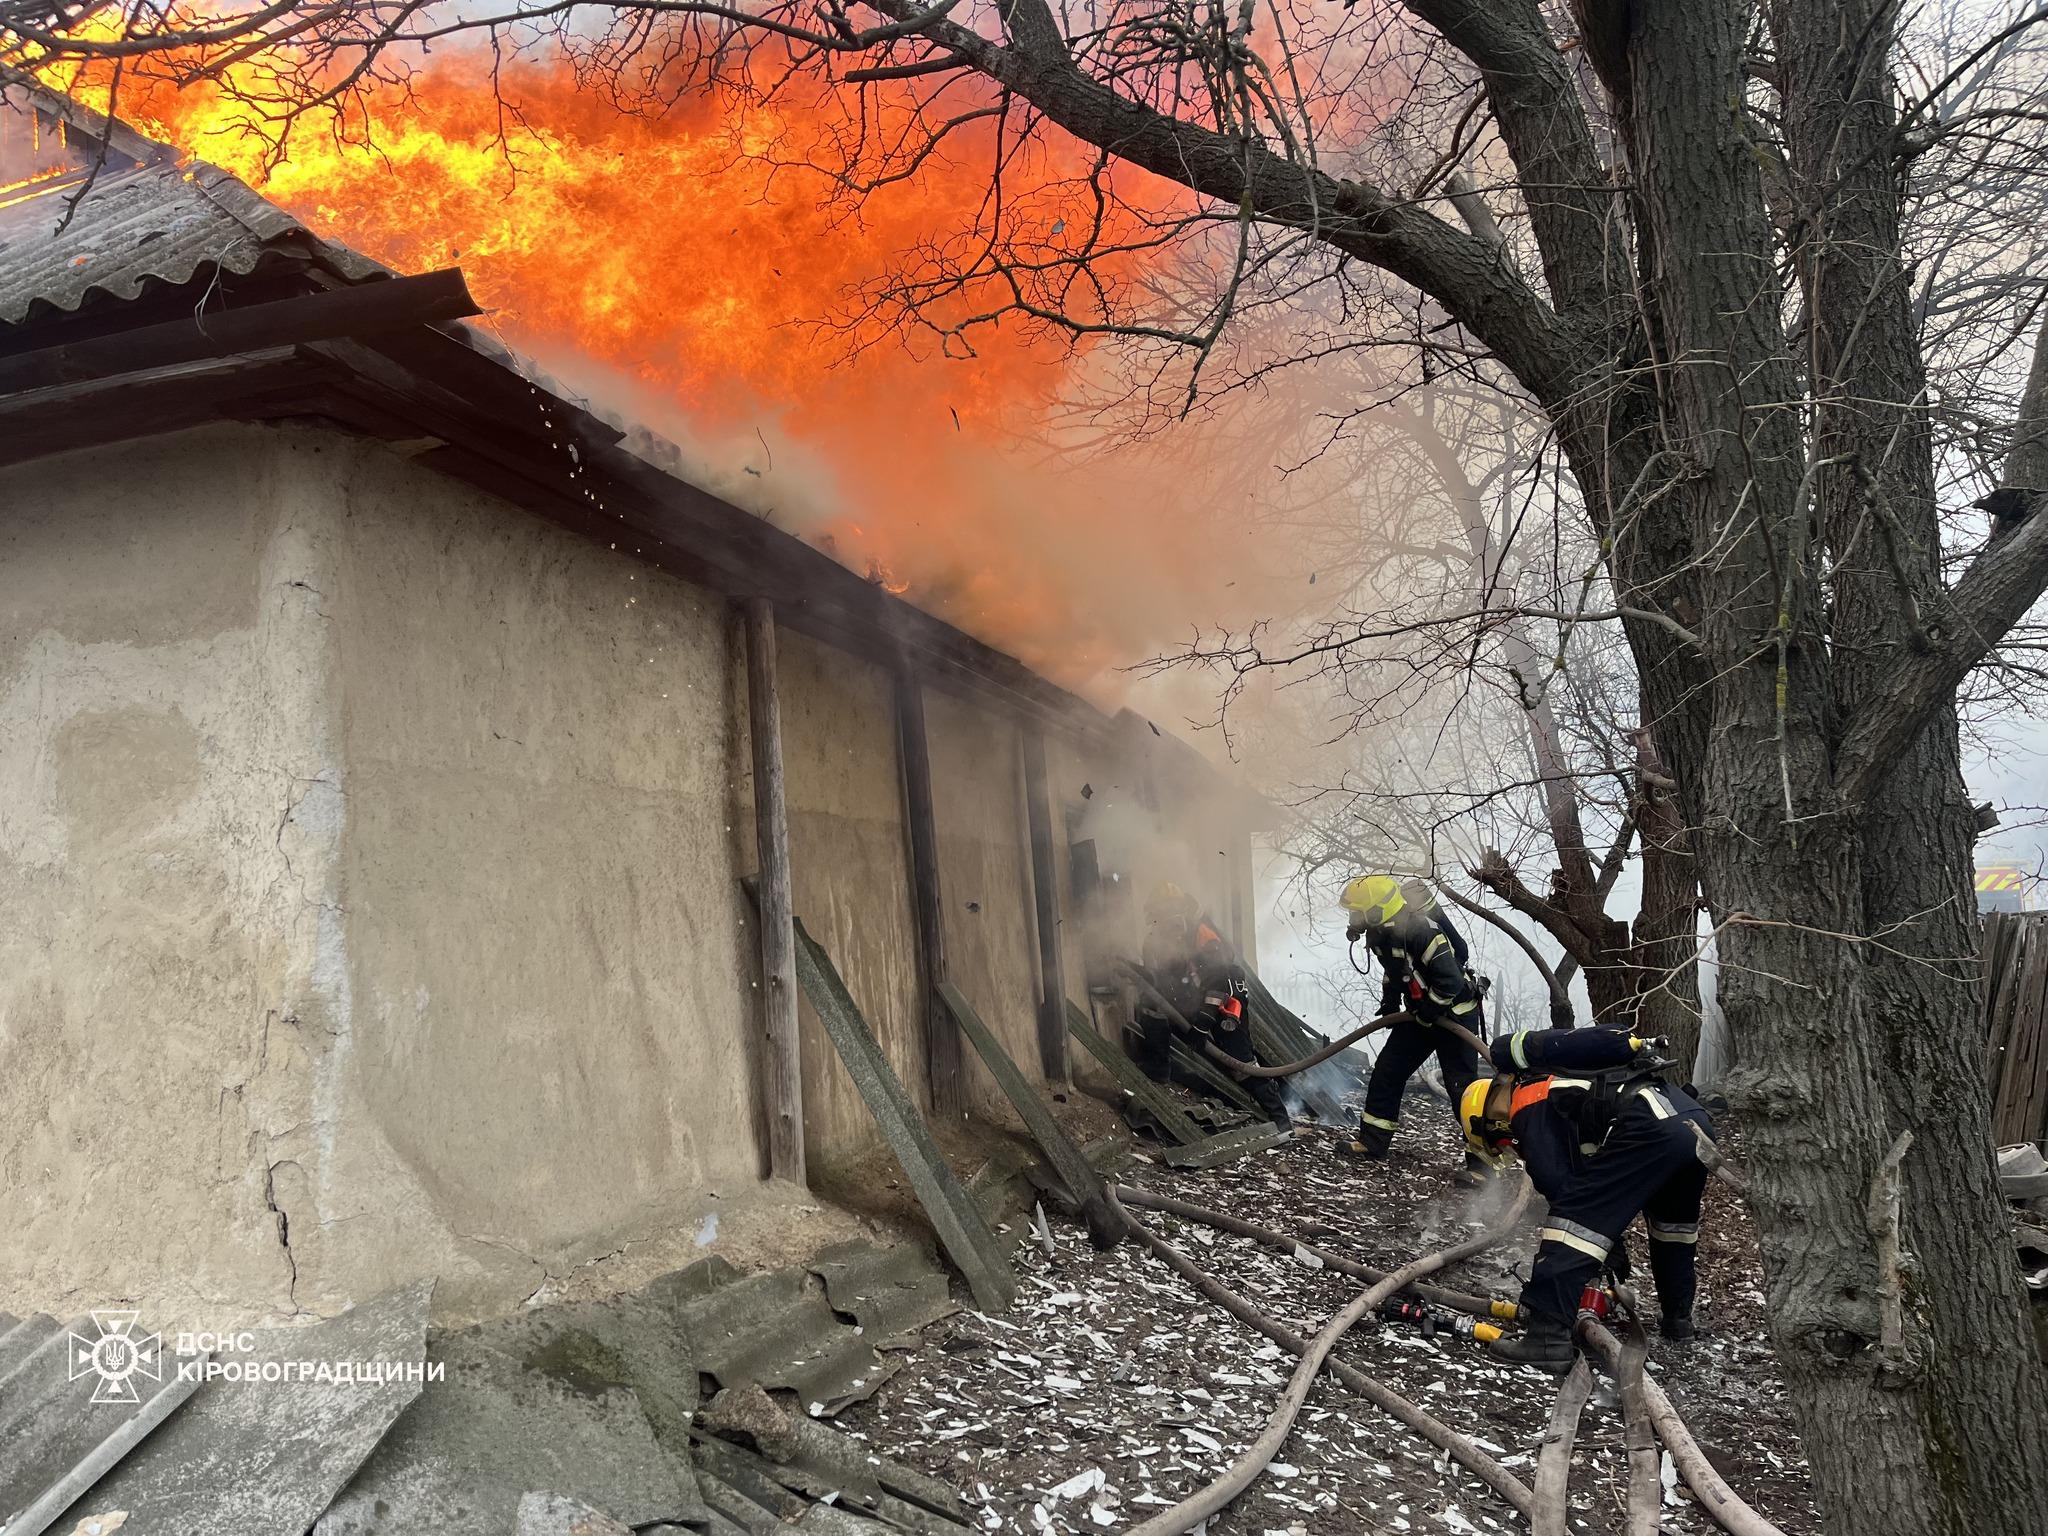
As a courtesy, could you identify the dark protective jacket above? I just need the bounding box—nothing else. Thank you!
[1138,918,1248,1036]
[1488,1026,1678,1200]
[1367,906,1480,1025]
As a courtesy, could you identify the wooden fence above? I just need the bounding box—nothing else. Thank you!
[1987,911,2048,1146]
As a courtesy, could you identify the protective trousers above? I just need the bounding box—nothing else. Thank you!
[1522,1088,1711,1323]
[1352,1017,1478,1155]
[1209,1020,1292,1125]
[1134,1010,1199,1087]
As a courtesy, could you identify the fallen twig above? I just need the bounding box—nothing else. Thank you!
[1532,1357,1593,1536]
[1107,1188,1536,1521]
[1123,1180,1535,1536]
[1110,1184,1520,1322]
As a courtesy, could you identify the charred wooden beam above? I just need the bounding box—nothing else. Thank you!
[0,269,479,396]
[745,598,806,1187]
[0,348,329,470]
[1021,727,1069,1082]
[894,669,963,1120]
[936,980,1121,1248]
[789,919,1015,1313]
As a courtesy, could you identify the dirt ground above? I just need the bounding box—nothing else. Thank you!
[833,1090,1821,1535]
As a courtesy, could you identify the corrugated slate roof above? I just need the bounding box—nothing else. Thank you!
[0,158,384,326]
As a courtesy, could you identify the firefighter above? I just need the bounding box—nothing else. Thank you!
[1132,883,1292,1128]
[1336,874,1486,1177]
[1462,1025,1714,1371]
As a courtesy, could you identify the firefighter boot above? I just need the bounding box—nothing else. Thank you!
[1453,1150,1494,1188]
[1661,1313,1696,1343]
[1336,1117,1395,1162]
[1489,1313,1576,1374]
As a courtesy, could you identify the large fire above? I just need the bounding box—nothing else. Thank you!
[28,52,1284,691]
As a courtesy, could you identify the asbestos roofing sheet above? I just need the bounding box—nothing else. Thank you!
[666,1263,902,1416]
[70,1282,433,1536]
[314,1335,690,1536]
[455,1284,708,1526]
[0,159,381,326]
[807,1240,957,1344]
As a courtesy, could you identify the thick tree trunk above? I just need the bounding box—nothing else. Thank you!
[1559,4,2048,1532]
[1630,724,1699,1072]
[1769,2,2048,1526]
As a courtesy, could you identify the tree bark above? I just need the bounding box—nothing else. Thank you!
[1768,3,2048,1526]
[1631,723,1699,1073]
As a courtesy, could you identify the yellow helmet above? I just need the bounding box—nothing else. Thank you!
[1340,873,1405,927]
[1459,1076,1514,1168]
[1145,881,1199,923]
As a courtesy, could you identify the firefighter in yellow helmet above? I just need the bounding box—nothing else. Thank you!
[1338,874,1486,1179]
[1461,1028,1713,1370]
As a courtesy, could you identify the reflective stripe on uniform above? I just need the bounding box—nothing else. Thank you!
[1451,997,1478,1015]
[1423,932,1452,963]
[1509,1030,1532,1069]
[1549,1077,1592,1091]
[1634,1085,1674,1119]
[1358,1112,1400,1132]
[1647,1219,1699,1244]
[1539,1220,1612,1260]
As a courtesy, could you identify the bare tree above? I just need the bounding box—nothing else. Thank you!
[11,0,2048,1528]
[1160,367,1710,1057]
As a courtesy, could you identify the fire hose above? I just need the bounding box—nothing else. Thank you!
[1111,1185,1521,1322]
[1612,1316,1662,1536]
[1121,1179,1537,1536]
[1119,959,1755,1197]
[1531,1358,1593,1536]
[1577,1317,1789,1536]
[1119,1182,1783,1536]
[1116,960,1414,1080]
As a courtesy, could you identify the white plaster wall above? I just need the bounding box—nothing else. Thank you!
[0,423,763,1325]
[311,428,761,1319]
[0,426,339,1326]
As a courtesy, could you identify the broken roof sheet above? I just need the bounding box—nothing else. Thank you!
[0,158,384,326]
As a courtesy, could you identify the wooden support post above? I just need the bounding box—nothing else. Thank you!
[744,597,805,1186]
[1022,727,1070,1082]
[895,668,964,1119]
[1228,828,1252,971]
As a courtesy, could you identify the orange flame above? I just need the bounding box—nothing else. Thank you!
[31,54,1265,690]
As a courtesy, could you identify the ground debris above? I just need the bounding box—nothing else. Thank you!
[837,1099,1821,1535]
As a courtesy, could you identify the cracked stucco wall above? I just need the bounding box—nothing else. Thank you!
[0,424,343,1326]
[0,422,761,1325]
[309,425,761,1320]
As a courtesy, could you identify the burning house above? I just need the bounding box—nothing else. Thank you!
[0,88,1266,1330]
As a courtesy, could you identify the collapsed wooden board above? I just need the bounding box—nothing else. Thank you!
[1064,1001,1291,1170]
[791,918,1017,1315]
[1064,1000,1213,1146]
[936,982,1122,1246]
